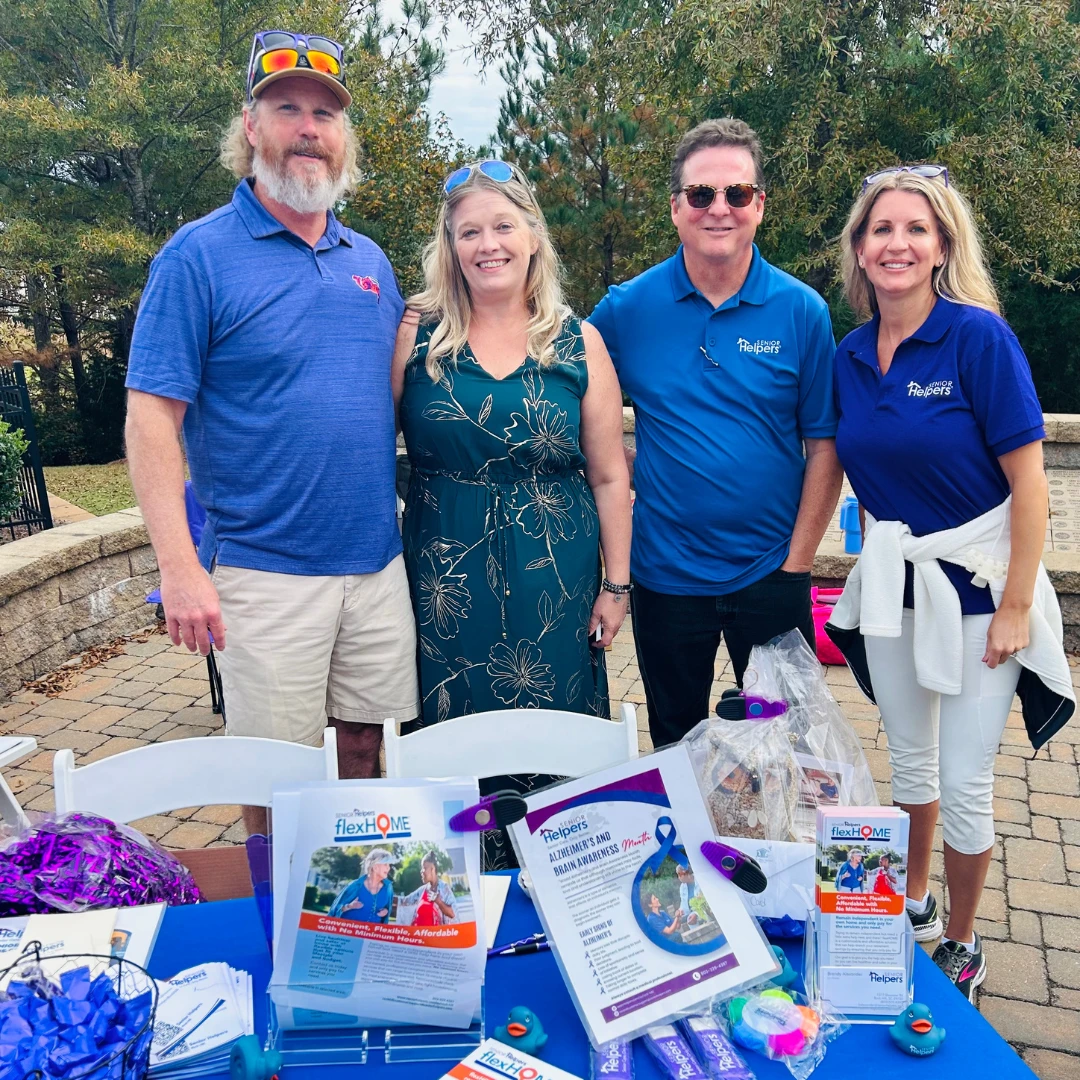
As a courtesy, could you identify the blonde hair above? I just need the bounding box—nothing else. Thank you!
[219,99,359,189]
[408,165,570,381]
[840,170,999,320]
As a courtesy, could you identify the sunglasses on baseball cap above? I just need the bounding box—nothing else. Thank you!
[247,30,351,108]
[678,183,763,210]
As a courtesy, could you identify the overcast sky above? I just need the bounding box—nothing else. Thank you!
[424,15,506,149]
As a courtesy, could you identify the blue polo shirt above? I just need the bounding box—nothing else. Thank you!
[126,180,404,575]
[327,877,394,922]
[588,245,837,594]
[834,298,1045,614]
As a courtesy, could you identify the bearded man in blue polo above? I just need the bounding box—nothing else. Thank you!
[589,118,843,748]
[125,33,418,826]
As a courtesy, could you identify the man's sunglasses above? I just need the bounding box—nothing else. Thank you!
[247,31,346,100]
[443,159,518,196]
[861,164,949,192]
[678,183,763,210]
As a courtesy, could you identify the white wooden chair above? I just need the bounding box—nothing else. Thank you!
[382,703,639,780]
[52,729,339,823]
[0,736,37,828]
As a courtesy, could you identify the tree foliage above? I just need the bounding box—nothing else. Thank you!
[0,420,29,518]
[495,3,674,312]
[473,0,1080,406]
[0,0,457,463]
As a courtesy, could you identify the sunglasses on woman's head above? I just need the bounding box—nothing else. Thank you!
[861,164,949,193]
[678,183,762,210]
[443,160,516,196]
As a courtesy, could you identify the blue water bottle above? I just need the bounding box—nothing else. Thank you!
[839,495,862,554]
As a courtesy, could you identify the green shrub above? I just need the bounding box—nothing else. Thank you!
[0,420,29,519]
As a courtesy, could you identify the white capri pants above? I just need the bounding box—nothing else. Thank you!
[864,611,1020,855]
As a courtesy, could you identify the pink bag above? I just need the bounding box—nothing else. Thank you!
[812,587,847,666]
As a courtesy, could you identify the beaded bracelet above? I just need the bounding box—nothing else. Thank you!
[601,578,633,595]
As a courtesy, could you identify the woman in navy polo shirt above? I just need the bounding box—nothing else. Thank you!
[828,166,1074,1000]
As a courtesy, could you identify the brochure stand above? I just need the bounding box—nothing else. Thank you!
[266,989,484,1067]
[802,909,914,1025]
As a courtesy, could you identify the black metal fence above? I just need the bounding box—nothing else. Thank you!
[0,362,53,539]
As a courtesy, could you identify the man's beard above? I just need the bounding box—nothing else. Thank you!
[252,139,350,214]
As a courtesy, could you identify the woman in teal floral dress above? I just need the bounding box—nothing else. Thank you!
[392,161,632,864]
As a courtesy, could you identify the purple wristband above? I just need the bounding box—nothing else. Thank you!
[643,1025,708,1080]
[591,1039,634,1080]
[679,1016,757,1080]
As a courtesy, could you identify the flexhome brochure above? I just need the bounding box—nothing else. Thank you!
[509,746,778,1047]
[271,778,485,1030]
[815,806,911,1016]
[437,1038,584,1080]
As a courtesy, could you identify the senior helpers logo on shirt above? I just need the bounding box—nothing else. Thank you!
[906,380,953,398]
[736,337,781,355]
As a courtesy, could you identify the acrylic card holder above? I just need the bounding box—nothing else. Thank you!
[802,909,914,1025]
[265,989,484,1066]
[264,779,502,1068]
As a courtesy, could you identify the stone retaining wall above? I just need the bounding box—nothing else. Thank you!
[3,411,1078,700]
[621,409,1080,653]
[0,510,159,695]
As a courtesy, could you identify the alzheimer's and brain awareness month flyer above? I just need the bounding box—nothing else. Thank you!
[271,779,485,1030]
[510,746,778,1047]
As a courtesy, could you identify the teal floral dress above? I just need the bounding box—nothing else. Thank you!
[401,315,609,720]
[400,317,610,864]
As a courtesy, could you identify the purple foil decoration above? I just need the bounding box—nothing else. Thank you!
[0,813,201,916]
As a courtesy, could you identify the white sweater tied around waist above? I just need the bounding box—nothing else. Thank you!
[829,496,1075,701]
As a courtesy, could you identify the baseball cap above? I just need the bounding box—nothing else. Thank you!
[247,30,352,108]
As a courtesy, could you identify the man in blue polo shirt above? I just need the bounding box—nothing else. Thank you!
[125,32,418,816]
[589,118,843,747]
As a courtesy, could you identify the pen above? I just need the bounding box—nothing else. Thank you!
[492,931,545,950]
[488,940,551,958]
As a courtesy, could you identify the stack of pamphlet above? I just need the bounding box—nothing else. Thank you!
[148,962,254,1078]
[269,777,485,1032]
[814,806,911,1017]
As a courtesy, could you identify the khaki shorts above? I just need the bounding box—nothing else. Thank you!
[213,555,419,746]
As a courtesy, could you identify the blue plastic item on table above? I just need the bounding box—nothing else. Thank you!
[494,1005,548,1056]
[229,1033,283,1080]
[839,495,862,554]
[890,1003,946,1057]
[147,873,1038,1080]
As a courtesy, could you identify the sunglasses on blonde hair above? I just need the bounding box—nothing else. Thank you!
[861,164,949,193]
[443,160,521,196]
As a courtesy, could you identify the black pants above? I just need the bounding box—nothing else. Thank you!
[631,568,815,748]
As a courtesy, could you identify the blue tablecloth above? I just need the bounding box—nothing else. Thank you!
[148,873,1035,1079]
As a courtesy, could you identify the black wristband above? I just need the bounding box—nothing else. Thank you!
[601,578,633,595]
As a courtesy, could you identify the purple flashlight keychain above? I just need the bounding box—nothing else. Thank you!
[714,689,789,721]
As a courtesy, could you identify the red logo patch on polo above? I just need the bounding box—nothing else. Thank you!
[352,275,381,302]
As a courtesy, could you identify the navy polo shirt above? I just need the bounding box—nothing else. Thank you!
[834,297,1045,614]
[127,180,405,576]
[588,245,837,594]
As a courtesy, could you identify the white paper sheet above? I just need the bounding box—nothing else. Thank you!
[481,874,511,949]
[714,838,816,921]
[1,910,117,988]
